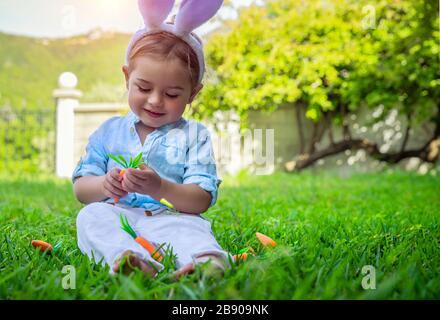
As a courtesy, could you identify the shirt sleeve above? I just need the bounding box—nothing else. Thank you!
[182,130,221,208]
[72,126,108,184]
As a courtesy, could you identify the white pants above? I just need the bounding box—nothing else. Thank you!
[76,202,230,274]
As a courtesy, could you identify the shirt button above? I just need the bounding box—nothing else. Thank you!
[130,127,135,135]
[145,210,153,217]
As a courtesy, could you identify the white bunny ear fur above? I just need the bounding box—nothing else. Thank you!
[138,0,175,29]
[174,0,224,36]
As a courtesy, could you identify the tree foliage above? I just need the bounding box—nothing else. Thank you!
[193,0,440,168]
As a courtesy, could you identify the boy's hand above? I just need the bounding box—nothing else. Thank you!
[122,164,162,198]
[102,167,128,200]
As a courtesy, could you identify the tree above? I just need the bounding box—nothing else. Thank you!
[193,0,440,170]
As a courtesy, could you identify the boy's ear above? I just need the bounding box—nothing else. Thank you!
[189,83,203,103]
[122,65,129,89]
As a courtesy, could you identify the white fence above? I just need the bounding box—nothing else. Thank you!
[53,72,438,178]
[53,72,273,178]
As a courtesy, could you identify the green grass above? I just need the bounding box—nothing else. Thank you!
[0,170,439,299]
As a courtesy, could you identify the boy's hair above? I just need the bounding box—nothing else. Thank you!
[127,31,201,90]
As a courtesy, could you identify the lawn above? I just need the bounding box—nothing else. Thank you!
[0,170,439,299]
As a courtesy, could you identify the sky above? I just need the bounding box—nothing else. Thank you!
[0,0,260,38]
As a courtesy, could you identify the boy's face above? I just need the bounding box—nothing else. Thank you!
[123,55,202,129]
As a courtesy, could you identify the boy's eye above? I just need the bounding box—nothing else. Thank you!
[137,86,150,93]
[137,86,178,98]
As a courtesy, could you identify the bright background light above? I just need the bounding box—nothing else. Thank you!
[0,0,260,38]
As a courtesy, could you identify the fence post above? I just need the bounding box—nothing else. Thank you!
[53,72,82,178]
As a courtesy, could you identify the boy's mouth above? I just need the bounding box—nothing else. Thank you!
[144,109,166,118]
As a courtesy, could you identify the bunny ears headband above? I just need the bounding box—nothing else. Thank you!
[126,0,224,84]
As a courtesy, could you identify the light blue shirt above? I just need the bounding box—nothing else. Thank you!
[72,111,221,214]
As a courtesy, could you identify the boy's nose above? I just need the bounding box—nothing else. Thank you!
[147,92,163,107]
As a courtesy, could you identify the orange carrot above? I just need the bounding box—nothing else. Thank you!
[31,240,53,252]
[233,252,249,262]
[256,232,277,248]
[135,236,163,262]
[114,169,126,204]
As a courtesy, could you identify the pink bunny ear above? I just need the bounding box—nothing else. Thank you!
[138,0,175,29]
[174,0,223,35]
